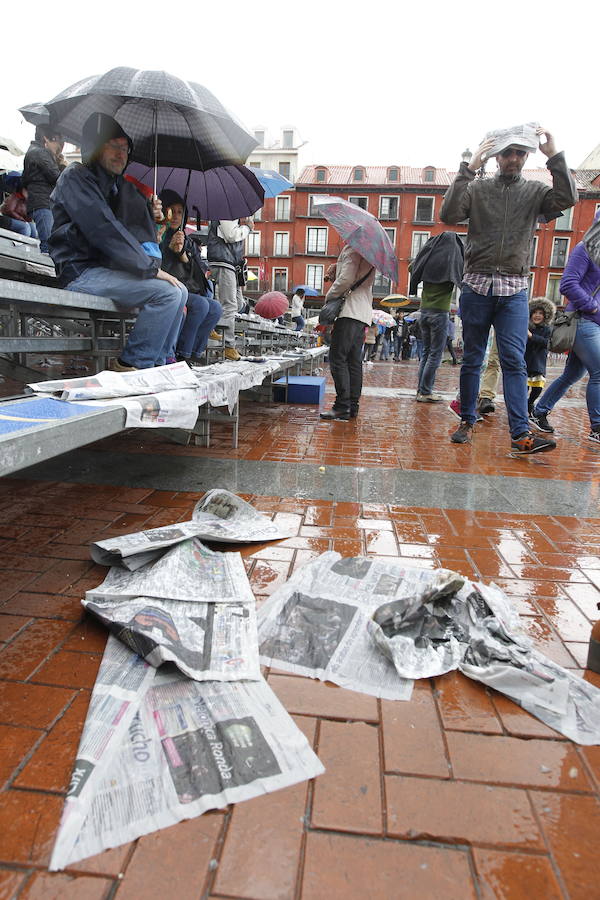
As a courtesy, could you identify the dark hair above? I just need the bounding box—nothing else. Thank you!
[35,124,61,144]
[295,288,305,298]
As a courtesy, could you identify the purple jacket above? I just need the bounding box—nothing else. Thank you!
[560,242,600,325]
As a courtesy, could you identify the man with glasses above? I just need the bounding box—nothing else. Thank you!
[441,127,577,454]
[49,113,185,371]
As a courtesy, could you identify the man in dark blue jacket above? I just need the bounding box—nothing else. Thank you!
[49,113,186,371]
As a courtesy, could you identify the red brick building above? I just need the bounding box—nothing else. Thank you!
[245,163,600,306]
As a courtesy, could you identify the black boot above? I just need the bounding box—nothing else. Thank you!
[320,408,350,421]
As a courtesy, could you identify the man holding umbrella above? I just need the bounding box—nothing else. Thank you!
[49,113,186,371]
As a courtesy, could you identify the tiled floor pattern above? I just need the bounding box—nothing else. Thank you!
[1,480,600,898]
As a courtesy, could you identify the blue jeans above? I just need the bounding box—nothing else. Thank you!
[417,308,449,394]
[292,315,305,331]
[67,267,186,369]
[536,317,600,430]
[32,208,53,253]
[176,294,222,358]
[5,218,36,238]
[459,284,529,438]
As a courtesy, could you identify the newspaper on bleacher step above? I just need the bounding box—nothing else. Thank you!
[91,489,294,569]
[84,539,260,682]
[28,361,198,401]
[258,551,415,701]
[49,635,324,871]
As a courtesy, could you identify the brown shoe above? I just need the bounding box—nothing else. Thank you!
[451,421,473,444]
[209,330,222,341]
[109,358,137,372]
[224,347,241,361]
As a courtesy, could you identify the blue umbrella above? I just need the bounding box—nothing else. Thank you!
[293,284,319,296]
[254,168,294,198]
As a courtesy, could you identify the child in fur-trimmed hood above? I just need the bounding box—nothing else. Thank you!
[525,296,556,414]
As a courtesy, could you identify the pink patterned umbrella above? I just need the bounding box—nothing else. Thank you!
[312,196,398,281]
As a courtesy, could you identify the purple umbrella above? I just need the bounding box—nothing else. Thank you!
[126,162,264,221]
[312,196,398,282]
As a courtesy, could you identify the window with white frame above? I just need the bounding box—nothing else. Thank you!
[283,130,294,149]
[274,232,290,256]
[273,268,288,291]
[410,231,430,258]
[306,227,327,254]
[384,228,396,248]
[373,273,392,295]
[349,196,368,210]
[249,161,261,168]
[379,196,399,219]
[253,206,262,222]
[554,208,573,230]
[353,167,364,182]
[530,236,538,267]
[414,196,434,223]
[247,231,261,256]
[254,130,265,146]
[278,161,291,180]
[275,195,290,220]
[423,168,435,183]
[547,275,562,304]
[306,264,324,292]
[551,237,569,267]
[388,167,399,182]
[308,195,324,216]
[316,169,327,183]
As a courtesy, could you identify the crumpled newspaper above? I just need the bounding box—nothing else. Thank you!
[370,568,600,745]
[484,122,540,156]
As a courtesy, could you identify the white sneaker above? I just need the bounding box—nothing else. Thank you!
[416,392,443,402]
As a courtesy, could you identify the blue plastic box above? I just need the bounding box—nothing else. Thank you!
[273,375,326,405]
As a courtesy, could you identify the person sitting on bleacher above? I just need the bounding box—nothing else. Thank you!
[158,189,222,362]
[49,113,186,371]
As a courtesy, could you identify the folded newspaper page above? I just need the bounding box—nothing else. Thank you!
[87,539,255,605]
[258,552,415,701]
[50,635,324,870]
[370,569,600,745]
[28,361,198,401]
[84,538,259,682]
[91,489,294,568]
[484,122,540,157]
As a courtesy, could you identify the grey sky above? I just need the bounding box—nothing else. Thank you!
[2,0,596,173]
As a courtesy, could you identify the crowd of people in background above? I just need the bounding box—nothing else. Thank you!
[2,116,599,456]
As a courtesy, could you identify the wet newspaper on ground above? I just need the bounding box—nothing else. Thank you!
[91,488,294,569]
[84,539,259,682]
[369,567,600,745]
[50,635,324,870]
[258,551,415,701]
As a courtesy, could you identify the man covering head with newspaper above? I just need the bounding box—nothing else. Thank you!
[441,124,578,455]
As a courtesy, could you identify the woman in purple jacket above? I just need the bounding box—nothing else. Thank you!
[530,238,600,442]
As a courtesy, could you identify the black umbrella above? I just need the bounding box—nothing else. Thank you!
[18,102,50,126]
[44,67,258,171]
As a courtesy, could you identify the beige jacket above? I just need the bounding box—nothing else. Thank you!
[326,246,375,325]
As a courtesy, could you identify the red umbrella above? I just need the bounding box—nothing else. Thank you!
[255,292,289,319]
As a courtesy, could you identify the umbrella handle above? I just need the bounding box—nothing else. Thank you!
[152,102,158,198]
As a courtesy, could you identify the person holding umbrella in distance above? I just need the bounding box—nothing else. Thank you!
[315,196,397,421]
